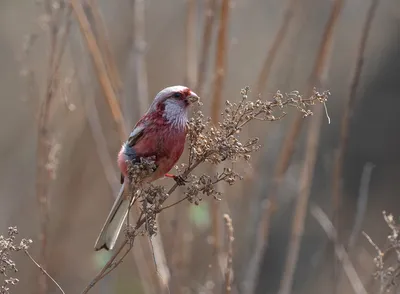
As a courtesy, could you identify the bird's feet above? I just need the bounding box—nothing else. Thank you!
[165,173,188,186]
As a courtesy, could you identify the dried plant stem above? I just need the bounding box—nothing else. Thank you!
[196,0,217,96]
[311,205,368,294]
[185,0,197,88]
[36,3,72,293]
[348,162,375,252]
[133,0,149,114]
[243,1,299,290]
[261,1,344,288]
[332,0,380,243]
[223,214,234,294]
[71,0,127,138]
[211,0,231,256]
[25,250,65,294]
[85,0,122,93]
[81,239,130,294]
[278,104,325,294]
[255,0,298,95]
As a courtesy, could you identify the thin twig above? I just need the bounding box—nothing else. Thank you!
[223,214,234,294]
[70,0,127,139]
[311,205,368,294]
[196,0,217,96]
[211,0,231,256]
[25,250,65,294]
[255,0,298,95]
[332,0,380,246]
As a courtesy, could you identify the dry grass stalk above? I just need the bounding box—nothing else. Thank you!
[255,0,299,95]
[311,205,368,294]
[132,0,149,114]
[260,2,344,292]
[185,0,198,88]
[210,0,231,258]
[332,0,380,244]
[70,0,127,138]
[223,214,234,294]
[85,0,122,93]
[35,2,72,294]
[278,97,326,294]
[196,0,218,96]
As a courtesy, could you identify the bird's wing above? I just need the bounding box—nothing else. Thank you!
[127,124,146,147]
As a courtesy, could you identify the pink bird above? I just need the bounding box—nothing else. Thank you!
[94,85,199,251]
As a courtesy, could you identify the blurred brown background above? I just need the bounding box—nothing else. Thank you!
[0,0,399,293]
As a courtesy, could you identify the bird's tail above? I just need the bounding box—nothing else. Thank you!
[94,183,136,251]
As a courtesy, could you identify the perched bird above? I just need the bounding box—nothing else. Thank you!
[94,85,199,251]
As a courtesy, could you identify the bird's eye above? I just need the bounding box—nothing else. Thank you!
[173,92,182,98]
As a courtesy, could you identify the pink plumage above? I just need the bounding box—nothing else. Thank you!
[95,85,199,251]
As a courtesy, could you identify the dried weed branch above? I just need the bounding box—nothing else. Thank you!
[85,0,122,93]
[35,2,72,294]
[332,0,380,242]
[211,0,231,256]
[223,214,234,294]
[259,0,344,268]
[24,250,65,294]
[311,206,367,294]
[0,227,32,294]
[71,0,127,138]
[364,211,400,294]
[82,87,329,293]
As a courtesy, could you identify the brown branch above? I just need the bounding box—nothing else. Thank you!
[70,0,127,139]
[85,0,122,94]
[278,99,326,294]
[243,1,299,290]
[223,214,234,294]
[196,0,217,96]
[25,250,65,294]
[210,0,231,257]
[255,0,299,95]
[185,0,197,89]
[259,1,344,290]
[133,0,149,114]
[36,3,72,294]
[332,0,380,247]
[311,205,368,294]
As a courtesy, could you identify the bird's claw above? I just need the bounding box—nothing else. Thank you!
[165,173,187,186]
[174,175,188,186]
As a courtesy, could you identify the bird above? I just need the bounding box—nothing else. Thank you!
[94,85,199,251]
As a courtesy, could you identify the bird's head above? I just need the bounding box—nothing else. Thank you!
[146,85,199,128]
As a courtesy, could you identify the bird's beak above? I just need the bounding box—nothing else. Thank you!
[187,91,200,104]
